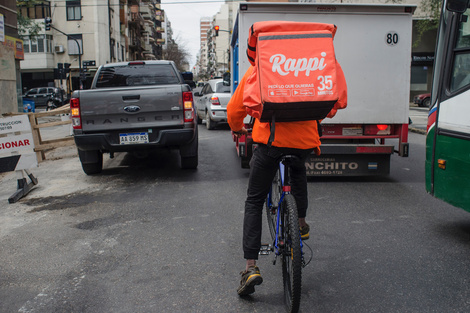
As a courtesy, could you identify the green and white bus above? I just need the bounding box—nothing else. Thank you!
[426,0,470,211]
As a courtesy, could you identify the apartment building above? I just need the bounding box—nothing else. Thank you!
[18,0,168,94]
[0,0,23,113]
[196,17,211,78]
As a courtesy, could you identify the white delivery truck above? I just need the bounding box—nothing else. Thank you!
[230,2,415,176]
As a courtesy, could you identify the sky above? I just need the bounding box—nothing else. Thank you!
[161,0,225,69]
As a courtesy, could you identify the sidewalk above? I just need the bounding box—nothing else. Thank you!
[0,145,86,205]
[408,102,428,135]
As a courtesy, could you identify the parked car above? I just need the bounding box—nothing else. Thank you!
[194,79,231,130]
[413,93,431,107]
[23,87,66,110]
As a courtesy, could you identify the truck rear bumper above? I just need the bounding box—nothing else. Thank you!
[305,153,391,176]
[307,144,393,176]
[74,128,196,152]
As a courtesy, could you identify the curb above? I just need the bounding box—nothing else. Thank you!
[409,127,426,135]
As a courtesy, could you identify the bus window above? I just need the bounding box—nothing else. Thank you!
[450,9,470,91]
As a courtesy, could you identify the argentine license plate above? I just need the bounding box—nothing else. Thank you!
[119,132,149,145]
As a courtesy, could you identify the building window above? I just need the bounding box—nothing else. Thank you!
[19,1,51,19]
[23,35,53,54]
[68,34,83,55]
[66,0,82,21]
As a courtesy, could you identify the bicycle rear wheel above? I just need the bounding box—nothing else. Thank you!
[266,169,282,240]
[281,193,302,313]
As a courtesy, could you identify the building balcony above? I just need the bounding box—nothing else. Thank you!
[143,41,153,52]
[20,52,55,71]
[140,5,152,20]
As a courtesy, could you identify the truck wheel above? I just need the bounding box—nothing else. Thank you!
[206,111,215,130]
[197,114,202,125]
[78,150,103,175]
[181,155,198,169]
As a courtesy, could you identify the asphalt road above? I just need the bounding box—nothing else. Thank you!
[1,121,469,313]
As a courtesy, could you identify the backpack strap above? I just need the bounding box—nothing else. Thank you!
[316,120,322,138]
[267,114,276,148]
[247,25,256,64]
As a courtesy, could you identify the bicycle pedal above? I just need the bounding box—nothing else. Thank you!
[259,244,273,255]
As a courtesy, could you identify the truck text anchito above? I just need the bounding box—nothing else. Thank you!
[305,161,359,170]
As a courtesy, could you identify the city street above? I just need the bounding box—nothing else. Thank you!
[1,118,469,312]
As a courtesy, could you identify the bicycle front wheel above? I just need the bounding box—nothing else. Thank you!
[281,193,302,313]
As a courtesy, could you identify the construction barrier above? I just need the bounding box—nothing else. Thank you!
[0,115,39,203]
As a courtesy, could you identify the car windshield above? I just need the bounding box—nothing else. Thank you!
[215,82,231,93]
[95,64,180,88]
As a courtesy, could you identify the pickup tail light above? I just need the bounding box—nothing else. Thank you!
[70,97,81,129]
[183,91,194,122]
[210,96,221,105]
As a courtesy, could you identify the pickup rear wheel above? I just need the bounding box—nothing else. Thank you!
[79,150,103,175]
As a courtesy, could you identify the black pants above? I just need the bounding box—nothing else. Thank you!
[243,144,313,260]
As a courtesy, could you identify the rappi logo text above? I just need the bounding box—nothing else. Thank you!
[269,52,327,77]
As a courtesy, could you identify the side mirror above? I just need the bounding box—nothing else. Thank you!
[447,0,468,13]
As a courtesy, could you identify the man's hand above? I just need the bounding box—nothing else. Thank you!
[233,127,248,138]
[314,146,321,156]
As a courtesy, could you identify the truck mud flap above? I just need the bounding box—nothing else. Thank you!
[305,154,390,176]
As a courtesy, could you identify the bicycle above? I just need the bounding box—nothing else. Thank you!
[260,154,312,313]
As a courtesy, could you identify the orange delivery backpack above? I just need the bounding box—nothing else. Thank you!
[243,21,347,124]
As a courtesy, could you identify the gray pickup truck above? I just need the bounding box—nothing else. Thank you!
[71,60,198,175]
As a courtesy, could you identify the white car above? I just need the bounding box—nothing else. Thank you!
[194,79,231,130]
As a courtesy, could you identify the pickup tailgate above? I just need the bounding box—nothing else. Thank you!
[78,85,185,132]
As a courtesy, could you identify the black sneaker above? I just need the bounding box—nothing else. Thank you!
[300,223,310,240]
[237,266,263,296]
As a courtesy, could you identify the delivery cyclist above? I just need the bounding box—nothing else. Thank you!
[227,65,322,296]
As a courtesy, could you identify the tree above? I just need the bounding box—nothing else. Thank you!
[415,0,442,46]
[17,0,43,40]
[162,35,190,72]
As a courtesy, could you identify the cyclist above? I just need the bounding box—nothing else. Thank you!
[228,65,323,296]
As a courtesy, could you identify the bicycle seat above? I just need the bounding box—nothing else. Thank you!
[280,154,300,166]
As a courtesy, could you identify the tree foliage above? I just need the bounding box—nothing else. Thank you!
[17,0,43,40]
[415,0,443,46]
[162,35,190,72]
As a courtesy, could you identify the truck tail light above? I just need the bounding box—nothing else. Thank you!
[183,91,194,122]
[210,96,221,105]
[364,124,391,135]
[70,97,82,129]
